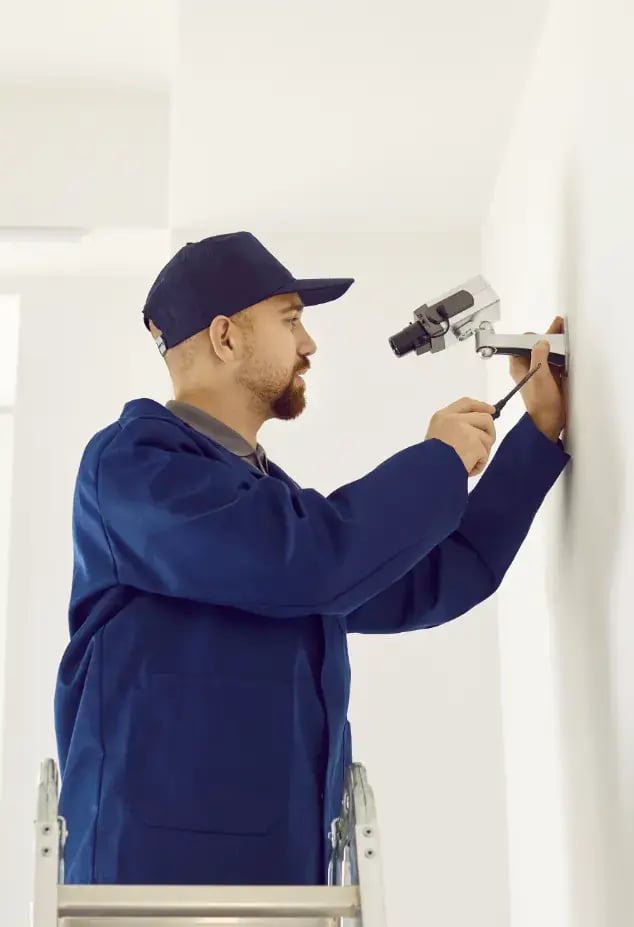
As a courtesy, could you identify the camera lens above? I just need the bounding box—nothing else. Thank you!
[388,321,430,357]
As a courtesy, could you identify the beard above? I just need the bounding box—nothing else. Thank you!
[270,373,306,420]
[237,361,307,421]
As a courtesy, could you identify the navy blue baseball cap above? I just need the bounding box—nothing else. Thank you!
[142,231,355,355]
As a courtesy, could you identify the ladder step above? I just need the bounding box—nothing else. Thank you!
[58,918,339,927]
[58,884,360,920]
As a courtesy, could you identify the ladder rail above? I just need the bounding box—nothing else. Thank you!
[328,764,387,927]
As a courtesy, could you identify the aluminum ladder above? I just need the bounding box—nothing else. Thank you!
[31,758,388,926]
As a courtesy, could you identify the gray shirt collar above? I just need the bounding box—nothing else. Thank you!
[165,400,269,474]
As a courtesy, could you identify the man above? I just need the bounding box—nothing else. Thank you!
[54,231,569,888]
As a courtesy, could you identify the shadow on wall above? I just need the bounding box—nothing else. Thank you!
[549,159,629,925]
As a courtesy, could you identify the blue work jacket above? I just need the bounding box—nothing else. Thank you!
[54,399,569,886]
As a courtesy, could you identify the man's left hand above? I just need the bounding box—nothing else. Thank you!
[509,316,567,443]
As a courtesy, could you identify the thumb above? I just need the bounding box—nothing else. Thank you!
[531,338,551,372]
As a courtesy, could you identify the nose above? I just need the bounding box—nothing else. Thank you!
[299,328,318,360]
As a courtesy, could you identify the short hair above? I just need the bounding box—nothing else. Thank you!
[231,305,256,332]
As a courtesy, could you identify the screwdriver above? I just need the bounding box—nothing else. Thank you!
[492,363,542,420]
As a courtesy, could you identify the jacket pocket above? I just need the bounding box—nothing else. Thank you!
[127,673,292,836]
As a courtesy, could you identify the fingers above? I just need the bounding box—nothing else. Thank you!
[547,315,564,334]
[510,334,534,380]
[509,354,530,381]
[531,338,553,374]
[464,411,496,442]
[470,435,494,477]
[510,320,563,379]
[448,397,496,415]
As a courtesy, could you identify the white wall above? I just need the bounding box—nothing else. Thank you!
[0,85,169,228]
[0,230,511,927]
[0,296,20,798]
[170,0,550,235]
[482,0,634,924]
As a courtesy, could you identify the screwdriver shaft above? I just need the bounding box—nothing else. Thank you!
[493,363,542,419]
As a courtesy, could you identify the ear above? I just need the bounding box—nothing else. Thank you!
[148,319,162,339]
[208,315,240,362]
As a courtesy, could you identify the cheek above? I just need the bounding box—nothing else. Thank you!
[279,338,298,371]
[256,353,292,384]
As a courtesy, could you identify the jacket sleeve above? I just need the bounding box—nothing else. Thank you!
[96,417,470,618]
[345,413,571,633]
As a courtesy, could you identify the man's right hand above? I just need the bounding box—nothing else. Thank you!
[425,398,497,478]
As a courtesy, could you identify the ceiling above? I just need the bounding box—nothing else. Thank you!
[170,0,550,237]
[0,0,175,89]
[0,0,550,274]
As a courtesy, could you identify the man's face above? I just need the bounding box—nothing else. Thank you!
[234,293,317,420]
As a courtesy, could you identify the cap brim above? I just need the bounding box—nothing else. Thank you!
[279,277,354,306]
